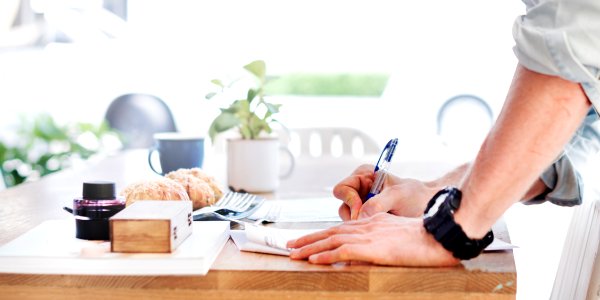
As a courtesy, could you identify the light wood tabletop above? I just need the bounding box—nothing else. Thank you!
[0,149,516,299]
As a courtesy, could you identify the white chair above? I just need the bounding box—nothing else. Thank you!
[279,127,380,159]
[550,198,600,300]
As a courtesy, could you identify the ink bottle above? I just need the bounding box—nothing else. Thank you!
[72,181,125,240]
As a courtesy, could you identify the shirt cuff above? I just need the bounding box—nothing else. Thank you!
[526,154,583,207]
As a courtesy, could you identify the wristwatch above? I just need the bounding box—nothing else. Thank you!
[423,186,494,260]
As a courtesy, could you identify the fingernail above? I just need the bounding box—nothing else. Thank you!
[286,239,296,247]
[289,249,299,258]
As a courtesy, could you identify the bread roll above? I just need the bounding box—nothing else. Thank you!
[165,169,217,210]
[120,178,190,207]
[186,168,224,200]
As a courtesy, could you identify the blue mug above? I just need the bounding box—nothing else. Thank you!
[148,133,205,175]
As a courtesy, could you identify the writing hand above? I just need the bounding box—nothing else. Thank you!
[333,165,436,220]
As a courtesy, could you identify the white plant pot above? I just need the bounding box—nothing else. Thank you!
[226,138,294,193]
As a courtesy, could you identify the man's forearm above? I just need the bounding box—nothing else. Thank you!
[426,163,470,189]
[427,162,548,202]
[454,65,591,238]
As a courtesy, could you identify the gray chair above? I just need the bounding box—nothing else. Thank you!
[104,93,177,149]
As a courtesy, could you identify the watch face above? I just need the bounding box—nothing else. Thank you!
[423,192,448,218]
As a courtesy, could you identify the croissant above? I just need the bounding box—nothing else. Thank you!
[120,178,190,207]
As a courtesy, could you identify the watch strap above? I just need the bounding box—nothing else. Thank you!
[423,187,494,260]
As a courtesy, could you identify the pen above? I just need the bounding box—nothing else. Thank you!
[365,138,398,202]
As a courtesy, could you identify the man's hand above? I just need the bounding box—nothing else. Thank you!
[287,213,459,267]
[332,164,438,220]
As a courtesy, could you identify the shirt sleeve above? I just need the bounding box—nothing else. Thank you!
[525,110,600,206]
[512,0,600,113]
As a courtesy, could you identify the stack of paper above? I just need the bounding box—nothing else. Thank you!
[551,199,600,299]
[0,220,229,275]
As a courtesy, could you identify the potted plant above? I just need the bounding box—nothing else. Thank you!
[206,60,294,192]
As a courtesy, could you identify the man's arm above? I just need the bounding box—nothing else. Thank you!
[454,65,591,238]
[288,65,592,266]
[355,161,549,218]
[427,162,549,202]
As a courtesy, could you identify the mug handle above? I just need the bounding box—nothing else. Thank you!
[147,147,162,175]
[279,146,295,179]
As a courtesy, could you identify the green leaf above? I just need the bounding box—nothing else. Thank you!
[205,92,217,100]
[239,125,252,139]
[247,114,270,139]
[220,107,237,114]
[208,112,240,143]
[244,60,266,81]
[210,79,224,88]
[34,114,67,141]
[247,89,257,103]
[265,103,281,114]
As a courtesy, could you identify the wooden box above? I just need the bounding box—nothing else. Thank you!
[110,201,193,253]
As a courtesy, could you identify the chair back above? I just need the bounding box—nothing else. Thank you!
[280,127,380,158]
[105,93,177,149]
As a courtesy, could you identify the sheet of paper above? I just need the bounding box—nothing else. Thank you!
[485,237,517,251]
[230,224,515,256]
[230,226,319,256]
[248,197,343,222]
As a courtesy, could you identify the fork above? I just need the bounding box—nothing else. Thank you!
[192,191,264,221]
[254,203,282,224]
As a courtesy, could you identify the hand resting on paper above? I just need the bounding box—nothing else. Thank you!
[287,212,459,267]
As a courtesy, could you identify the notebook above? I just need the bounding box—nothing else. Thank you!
[0,219,230,275]
[551,199,600,299]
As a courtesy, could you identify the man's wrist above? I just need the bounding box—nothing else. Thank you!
[423,187,494,260]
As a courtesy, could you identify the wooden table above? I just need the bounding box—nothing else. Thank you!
[0,150,516,299]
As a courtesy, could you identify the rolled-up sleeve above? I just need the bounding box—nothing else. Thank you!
[513,0,600,112]
[526,110,600,206]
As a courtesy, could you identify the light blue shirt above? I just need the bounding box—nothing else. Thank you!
[513,0,600,205]
[513,0,600,112]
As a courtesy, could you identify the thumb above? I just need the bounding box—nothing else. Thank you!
[358,197,388,219]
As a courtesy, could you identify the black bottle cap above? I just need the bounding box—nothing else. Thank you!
[82,181,116,200]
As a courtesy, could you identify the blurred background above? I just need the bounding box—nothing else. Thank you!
[0,2,583,299]
[0,0,523,187]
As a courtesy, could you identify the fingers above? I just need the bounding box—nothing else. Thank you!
[333,165,375,220]
[289,234,363,260]
[358,181,432,219]
[287,227,339,249]
[338,204,351,221]
[308,244,374,264]
[358,192,398,219]
[287,216,381,250]
[332,178,364,220]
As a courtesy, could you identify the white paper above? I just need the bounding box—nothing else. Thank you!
[485,237,517,251]
[0,219,230,275]
[248,197,343,223]
[231,224,515,256]
[231,226,319,256]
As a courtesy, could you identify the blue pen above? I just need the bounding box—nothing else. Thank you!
[365,138,398,202]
